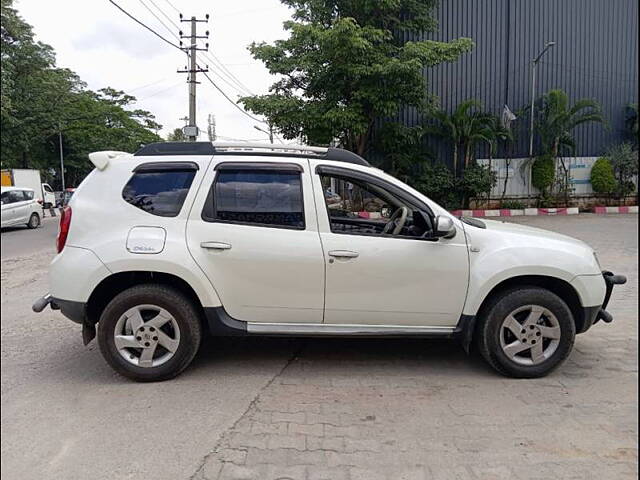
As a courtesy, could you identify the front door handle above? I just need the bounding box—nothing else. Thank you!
[200,241,232,250]
[328,250,359,259]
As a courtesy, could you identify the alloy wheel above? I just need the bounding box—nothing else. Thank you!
[499,304,561,366]
[113,304,181,368]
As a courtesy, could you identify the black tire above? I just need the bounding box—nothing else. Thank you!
[97,284,202,382]
[476,287,576,378]
[27,212,40,229]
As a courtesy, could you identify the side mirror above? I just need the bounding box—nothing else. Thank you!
[433,215,456,239]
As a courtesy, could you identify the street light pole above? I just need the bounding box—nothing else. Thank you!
[58,123,66,192]
[527,41,555,201]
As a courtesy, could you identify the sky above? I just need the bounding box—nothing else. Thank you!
[16,0,292,142]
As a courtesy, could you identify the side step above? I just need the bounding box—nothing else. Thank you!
[204,307,457,337]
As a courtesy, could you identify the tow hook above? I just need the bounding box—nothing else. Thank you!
[32,294,52,313]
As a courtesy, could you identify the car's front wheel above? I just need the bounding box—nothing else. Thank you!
[476,287,576,378]
[97,285,202,382]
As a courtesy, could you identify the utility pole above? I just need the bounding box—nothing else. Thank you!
[177,14,210,141]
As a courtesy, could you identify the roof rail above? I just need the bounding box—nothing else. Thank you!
[133,142,370,166]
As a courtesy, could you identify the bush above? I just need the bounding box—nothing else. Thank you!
[607,143,638,197]
[459,163,497,207]
[532,154,555,194]
[500,199,525,209]
[590,157,616,194]
[415,162,457,208]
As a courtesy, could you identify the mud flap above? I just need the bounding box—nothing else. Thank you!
[82,322,96,345]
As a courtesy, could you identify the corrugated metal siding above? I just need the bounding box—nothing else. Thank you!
[380,0,639,167]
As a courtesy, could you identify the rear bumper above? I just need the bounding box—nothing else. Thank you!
[32,293,86,324]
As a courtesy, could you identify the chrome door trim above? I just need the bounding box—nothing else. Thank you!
[246,322,456,336]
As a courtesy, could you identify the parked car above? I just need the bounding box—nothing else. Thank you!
[1,186,41,229]
[1,168,55,208]
[33,142,626,382]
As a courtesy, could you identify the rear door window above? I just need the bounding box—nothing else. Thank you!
[123,168,196,217]
[202,168,305,229]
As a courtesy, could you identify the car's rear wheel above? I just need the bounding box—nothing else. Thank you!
[97,284,202,382]
[476,287,576,378]
[27,212,40,229]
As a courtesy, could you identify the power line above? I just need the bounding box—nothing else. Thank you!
[200,50,255,96]
[196,53,252,97]
[137,81,184,101]
[200,69,266,124]
[106,0,183,53]
[148,0,181,30]
[160,0,180,15]
[143,0,254,97]
[127,77,169,92]
[137,0,179,41]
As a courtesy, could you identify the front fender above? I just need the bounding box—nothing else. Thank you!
[463,243,600,316]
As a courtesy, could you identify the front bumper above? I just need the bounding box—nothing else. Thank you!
[594,271,627,325]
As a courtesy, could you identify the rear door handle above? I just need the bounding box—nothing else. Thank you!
[200,241,232,250]
[328,250,359,258]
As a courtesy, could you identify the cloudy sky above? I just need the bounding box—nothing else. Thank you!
[16,0,292,142]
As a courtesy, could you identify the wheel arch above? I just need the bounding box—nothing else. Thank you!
[469,275,586,343]
[86,271,207,328]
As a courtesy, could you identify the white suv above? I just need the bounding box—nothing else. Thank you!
[33,142,626,381]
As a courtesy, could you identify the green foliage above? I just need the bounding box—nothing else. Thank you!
[239,0,473,155]
[425,100,498,176]
[0,0,162,187]
[590,157,617,194]
[414,162,457,208]
[458,163,496,207]
[535,89,604,158]
[500,199,525,210]
[167,128,186,142]
[532,154,555,194]
[607,142,639,197]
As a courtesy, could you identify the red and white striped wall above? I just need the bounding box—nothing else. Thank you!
[450,207,580,217]
[357,206,637,219]
[593,206,639,214]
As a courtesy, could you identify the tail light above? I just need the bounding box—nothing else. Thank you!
[37,199,43,204]
[56,206,72,253]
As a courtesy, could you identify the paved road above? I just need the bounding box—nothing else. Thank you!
[1,215,58,260]
[1,214,637,480]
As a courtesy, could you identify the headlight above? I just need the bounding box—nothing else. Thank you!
[593,251,602,270]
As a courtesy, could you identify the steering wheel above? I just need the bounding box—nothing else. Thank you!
[381,206,409,236]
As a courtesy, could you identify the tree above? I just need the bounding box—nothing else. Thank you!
[0,0,162,187]
[533,89,604,205]
[239,0,473,156]
[536,89,604,159]
[607,142,639,198]
[426,99,494,177]
[167,128,186,142]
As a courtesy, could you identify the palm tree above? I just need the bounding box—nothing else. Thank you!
[535,89,604,204]
[536,89,604,158]
[426,99,494,177]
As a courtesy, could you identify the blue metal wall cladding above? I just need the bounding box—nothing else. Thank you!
[382,0,638,164]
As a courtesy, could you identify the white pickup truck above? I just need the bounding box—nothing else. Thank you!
[33,142,626,382]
